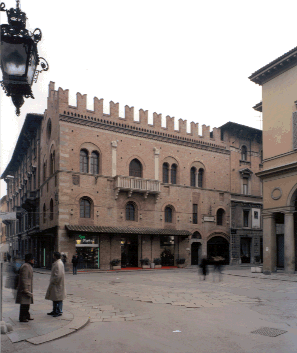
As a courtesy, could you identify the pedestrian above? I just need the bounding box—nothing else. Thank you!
[72,254,79,275]
[45,252,66,317]
[61,253,67,266]
[7,252,11,262]
[15,253,34,322]
[199,257,208,280]
[213,256,224,282]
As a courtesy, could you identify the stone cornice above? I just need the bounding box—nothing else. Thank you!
[256,161,297,179]
[59,114,229,155]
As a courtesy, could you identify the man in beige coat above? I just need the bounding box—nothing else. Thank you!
[15,253,34,322]
[45,252,66,317]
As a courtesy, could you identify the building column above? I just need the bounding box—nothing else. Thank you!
[153,148,160,180]
[195,171,198,187]
[262,213,277,274]
[284,212,295,274]
[111,141,118,177]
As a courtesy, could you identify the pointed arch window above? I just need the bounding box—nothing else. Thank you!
[50,199,54,220]
[163,163,169,183]
[43,162,47,182]
[90,151,99,174]
[50,151,55,175]
[80,198,91,218]
[165,206,173,223]
[126,202,135,221]
[129,159,142,178]
[198,168,204,188]
[190,167,196,187]
[80,149,89,173]
[171,164,177,184]
[241,146,247,161]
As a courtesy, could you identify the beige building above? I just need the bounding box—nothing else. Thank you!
[1,82,262,269]
[250,46,297,274]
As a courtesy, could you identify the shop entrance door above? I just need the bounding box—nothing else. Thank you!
[191,242,201,265]
[240,238,251,263]
[121,236,138,267]
[207,236,229,264]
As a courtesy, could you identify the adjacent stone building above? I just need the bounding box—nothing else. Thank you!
[250,46,297,274]
[1,82,263,269]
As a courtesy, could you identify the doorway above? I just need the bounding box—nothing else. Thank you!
[191,242,201,265]
[207,236,229,264]
[121,235,138,267]
[240,237,251,263]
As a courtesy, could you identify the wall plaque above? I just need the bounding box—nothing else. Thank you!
[73,175,80,186]
[203,216,215,222]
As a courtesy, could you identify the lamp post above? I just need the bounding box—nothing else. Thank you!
[0,0,48,116]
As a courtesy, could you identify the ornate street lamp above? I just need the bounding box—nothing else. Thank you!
[0,0,48,116]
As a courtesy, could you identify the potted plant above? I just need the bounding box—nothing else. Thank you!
[251,255,262,273]
[140,258,150,269]
[176,258,186,268]
[110,259,121,270]
[153,258,162,269]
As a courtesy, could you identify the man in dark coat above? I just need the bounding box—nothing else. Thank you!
[72,254,79,275]
[15,253,34,322]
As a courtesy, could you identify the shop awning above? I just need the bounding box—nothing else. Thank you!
[66,225,191,236]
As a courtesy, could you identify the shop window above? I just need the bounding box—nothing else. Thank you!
[198,168,204,188]
[217,208,224,226]
[163,163,169,183]
[129,159,142,178]
[90,151,99,174]
[80,198,91,218]
[193,204,198,224]
[171,164,177,184]
[165,206,173,223]
[190,167,196,187]
[80,149,89,173]
[50,199,54,220]
[243,210,249,227]
[126,202,136,221]
[241,146,247,161]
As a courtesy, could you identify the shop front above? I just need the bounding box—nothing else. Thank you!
[75,235,99,269]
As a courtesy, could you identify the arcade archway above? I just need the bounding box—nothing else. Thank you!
[207,236,229,264]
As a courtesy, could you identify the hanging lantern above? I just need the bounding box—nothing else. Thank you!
[0,1,48,115]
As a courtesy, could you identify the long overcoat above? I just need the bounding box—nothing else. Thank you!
[45,259,66,301]
[15,262,34,304]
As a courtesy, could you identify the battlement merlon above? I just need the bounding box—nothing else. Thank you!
[47,82,223,143]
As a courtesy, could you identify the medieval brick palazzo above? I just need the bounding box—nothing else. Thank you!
[1,82,262,270]
[250,46,297,274]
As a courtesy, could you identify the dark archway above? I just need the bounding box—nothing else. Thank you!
[191,242,201,265]
[207,236,229,264]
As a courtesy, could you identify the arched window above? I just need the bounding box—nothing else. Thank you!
[192,231,202,239]
[163,163,169,183]
[171,164,177,184]
[190,167,196,187]
[50,199,54,220]
[216,208,224,226]
[126,202,135,221]
[165,206,173,223]
[80,149,88,173]
[90,151,99,174]
[80,198,91,218]
[198,168,204,188]
[43,204,46,224]
[241,146,247,161]
[50,151,55,175]
[43,162,47,182]
[129,159,142,178]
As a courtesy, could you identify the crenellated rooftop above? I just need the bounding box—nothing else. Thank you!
[47,82,226,149]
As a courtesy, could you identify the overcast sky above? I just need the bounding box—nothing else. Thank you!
[1,0,296,198]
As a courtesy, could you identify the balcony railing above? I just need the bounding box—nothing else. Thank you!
[114,175,160,199]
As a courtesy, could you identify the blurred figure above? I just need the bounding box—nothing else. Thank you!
[15,253,34,322]
[212,256,224,282]
[199,257,209,280]
[71,254,78,275]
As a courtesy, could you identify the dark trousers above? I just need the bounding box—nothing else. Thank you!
[73,265,77,275]
[53,301,63,314]
[19,304,30,321]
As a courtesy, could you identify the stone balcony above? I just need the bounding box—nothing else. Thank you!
[114,175,161,200]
